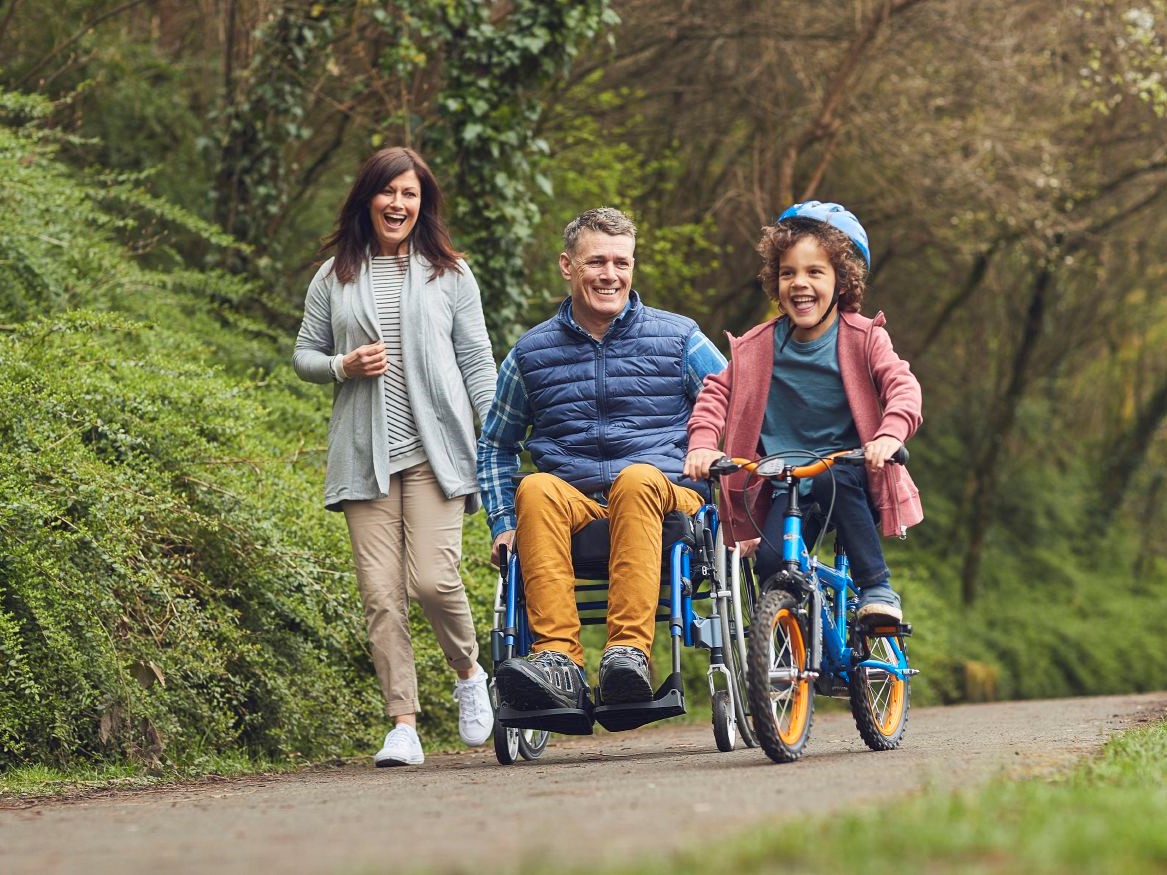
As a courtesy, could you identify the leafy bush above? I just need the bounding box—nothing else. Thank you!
[0,91,497,769]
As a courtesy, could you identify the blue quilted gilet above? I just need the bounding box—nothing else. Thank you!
[513,292,697,495]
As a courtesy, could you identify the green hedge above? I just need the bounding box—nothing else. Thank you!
[0,95,499,769]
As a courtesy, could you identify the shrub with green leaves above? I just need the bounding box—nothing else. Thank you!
[0,91,497,769]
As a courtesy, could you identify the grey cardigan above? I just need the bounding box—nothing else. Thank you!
[292,252,497,512]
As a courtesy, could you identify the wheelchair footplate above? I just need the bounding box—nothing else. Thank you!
[592,671,686,733]
[497,703,595,735]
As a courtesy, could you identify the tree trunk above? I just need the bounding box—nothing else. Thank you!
[960,265,1050,603]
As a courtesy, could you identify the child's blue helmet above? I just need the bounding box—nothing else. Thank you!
[776,200,870,269]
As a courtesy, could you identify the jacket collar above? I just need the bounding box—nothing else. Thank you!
[557,290,642,340]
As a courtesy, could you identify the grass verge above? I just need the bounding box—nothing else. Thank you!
[605,717,1167,875]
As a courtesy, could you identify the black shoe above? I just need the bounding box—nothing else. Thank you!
[598,646,653,705]
[495,651,589,711]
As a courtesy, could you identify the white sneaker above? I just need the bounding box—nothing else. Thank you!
[374,724,424,767]
[453,666,494,746]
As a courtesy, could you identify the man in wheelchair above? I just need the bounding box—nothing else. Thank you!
[476,207,726,715]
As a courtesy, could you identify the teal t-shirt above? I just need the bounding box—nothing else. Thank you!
[760,319,861,484]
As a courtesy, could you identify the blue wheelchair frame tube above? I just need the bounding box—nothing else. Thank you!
[672,541,690,647]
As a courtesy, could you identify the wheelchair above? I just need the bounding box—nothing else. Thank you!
[488,499,759,765]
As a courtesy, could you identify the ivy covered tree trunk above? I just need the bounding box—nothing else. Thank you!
[424,0,616,350]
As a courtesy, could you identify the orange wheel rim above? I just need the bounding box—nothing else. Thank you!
[767,607,809,744]
[866,637,906,735]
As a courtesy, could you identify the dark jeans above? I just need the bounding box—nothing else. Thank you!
[753,464,890,589]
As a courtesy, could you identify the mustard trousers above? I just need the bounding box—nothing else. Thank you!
[515,464,702,667]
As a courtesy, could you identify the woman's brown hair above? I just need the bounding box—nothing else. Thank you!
[757,219,868,313]
[321,147,463,284]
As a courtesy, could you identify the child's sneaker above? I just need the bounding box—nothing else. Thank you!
[857,581,903,625]
[373,723,424,767]
[452,665,493,746]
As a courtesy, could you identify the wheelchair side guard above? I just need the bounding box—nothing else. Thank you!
[593,671,686,733]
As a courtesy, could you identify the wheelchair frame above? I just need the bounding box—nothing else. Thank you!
[488,503,757,764]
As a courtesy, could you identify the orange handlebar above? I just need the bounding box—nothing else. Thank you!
[724,448,855,480]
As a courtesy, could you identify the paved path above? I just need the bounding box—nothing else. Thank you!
[3,692,1165,875]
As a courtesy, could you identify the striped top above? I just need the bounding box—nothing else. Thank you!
[371,254,426,473]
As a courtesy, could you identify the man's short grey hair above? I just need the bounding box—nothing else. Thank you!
[563,207,637,254]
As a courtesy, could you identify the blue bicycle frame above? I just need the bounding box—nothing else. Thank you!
[777,481,911,685]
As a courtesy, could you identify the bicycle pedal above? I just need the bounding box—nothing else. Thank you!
[865,622,912,637]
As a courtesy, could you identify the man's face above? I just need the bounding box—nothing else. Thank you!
[559,230,635,339]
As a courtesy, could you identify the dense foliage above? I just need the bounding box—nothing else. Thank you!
[1,1,1166,773]
[0,95,497,768]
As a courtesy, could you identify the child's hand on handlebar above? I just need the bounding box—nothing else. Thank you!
[684,447,725,480]
[864,436,903,472]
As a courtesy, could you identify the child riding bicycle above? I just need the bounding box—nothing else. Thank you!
[683,201,923,625]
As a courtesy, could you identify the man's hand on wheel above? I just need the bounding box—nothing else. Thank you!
[491,530,516,567]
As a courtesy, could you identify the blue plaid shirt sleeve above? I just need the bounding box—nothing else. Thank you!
[476,349,531,538]
[684,331,728,401]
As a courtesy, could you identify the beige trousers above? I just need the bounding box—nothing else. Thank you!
[342,462,479,717]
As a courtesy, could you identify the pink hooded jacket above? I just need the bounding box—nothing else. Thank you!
[687,310,923,544]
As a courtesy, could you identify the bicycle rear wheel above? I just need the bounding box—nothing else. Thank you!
[848,632,910,750]
[747,589,814,763]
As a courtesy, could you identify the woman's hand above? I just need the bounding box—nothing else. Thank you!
[683,447,724,480]
[863,436,903,472]
[342,341,388,378]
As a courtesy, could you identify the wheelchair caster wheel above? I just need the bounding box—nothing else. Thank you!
[712,689,737,752]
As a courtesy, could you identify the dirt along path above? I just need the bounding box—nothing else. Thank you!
[3,692,1165,875]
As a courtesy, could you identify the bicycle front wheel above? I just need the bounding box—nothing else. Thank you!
[849,632,910,750]
[747,589,814,763]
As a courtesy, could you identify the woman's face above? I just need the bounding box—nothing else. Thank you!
[368,169,421,256]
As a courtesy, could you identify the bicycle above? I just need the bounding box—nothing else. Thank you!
[708,447,916,763]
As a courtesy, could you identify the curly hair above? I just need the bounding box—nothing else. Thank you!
[757,218,868,313]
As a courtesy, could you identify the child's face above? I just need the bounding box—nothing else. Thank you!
[777,236,838,342]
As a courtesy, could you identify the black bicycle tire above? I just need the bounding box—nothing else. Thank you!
[747,589,815,763]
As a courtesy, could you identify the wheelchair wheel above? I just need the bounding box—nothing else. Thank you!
[848,631,910,751]
[493,721,520,765]
[711,690,736,752]
[517,728,550,760]
[717,542,757,748]
[747,589,814,763]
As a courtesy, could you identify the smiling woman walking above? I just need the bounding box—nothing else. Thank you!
[293,147,497,767]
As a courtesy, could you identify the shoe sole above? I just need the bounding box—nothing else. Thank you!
[857,604,904,624]
[459,726,493,747]
[599,668,653,705]
[495,664,583,711]
[374,754,424,767]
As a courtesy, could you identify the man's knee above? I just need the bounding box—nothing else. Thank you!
[609,463,666,500]
[515,472,566,513]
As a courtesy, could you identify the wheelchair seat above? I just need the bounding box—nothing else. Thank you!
[570,510,696,579]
